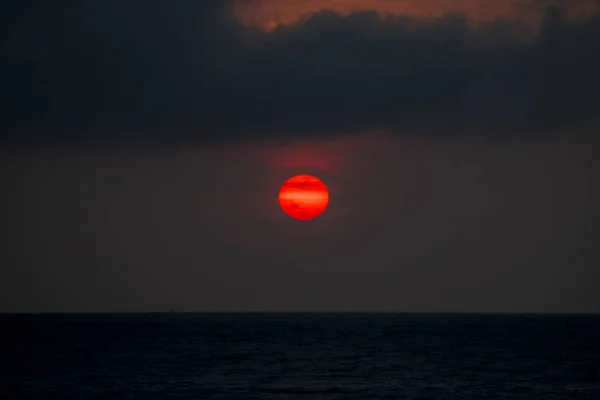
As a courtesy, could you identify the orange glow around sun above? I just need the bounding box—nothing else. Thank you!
[279,174,329,220]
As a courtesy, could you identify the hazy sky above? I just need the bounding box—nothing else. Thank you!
[1,0,599,312]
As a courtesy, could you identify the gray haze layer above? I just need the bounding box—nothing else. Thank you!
[2,134,598,312]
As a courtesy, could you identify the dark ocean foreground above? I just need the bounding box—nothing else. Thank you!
[1,313,599,399]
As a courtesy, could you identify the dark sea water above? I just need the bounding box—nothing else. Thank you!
[1,313,599,399]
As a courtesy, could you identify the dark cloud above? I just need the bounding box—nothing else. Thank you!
[2,0,599,145]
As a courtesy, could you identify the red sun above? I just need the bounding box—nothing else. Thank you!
[278,174,329,220]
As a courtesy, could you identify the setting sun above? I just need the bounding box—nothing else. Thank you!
[278,174,329,220]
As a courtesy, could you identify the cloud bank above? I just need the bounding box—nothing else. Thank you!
[233,0,598,30]
[2,0,599,145]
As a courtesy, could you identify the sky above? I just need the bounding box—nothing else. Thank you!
[1,0,599,312]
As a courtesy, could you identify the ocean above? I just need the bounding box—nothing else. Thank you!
[1,313,599,399]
